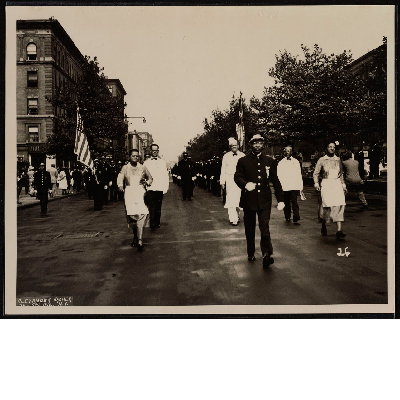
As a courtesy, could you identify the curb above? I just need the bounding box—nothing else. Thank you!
[17,191,85,210]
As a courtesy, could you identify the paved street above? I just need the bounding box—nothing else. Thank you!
[16,181,388,306]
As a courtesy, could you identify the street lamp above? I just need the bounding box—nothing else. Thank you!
[125,116,146,123]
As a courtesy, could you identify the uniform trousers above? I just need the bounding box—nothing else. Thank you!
[146,190,163,228]
[243,208,272,257]
[283,190,300,220]
[37,190,49,214]
[181,178,193,199]
[93,184,104,210]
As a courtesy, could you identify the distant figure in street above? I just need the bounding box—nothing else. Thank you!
[47,163,58,197]
[234,134,285,268]
[178,151,195,201]
[220,137,245,226]
[34,162,52,215]
[342,151,368,209]
[369,143,381,179]
[143,144,169,230]
[92,160,106,211]
[354,148,365,179]
[296,149,303,172]
[277,145,304,223]
[118,149,153,251]
[313,142,347,239]
[72,166,83,192]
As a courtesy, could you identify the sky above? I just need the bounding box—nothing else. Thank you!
[7,5,393,162]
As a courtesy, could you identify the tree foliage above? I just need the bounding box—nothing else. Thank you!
[46,56,127,161]
[253,44,369,146]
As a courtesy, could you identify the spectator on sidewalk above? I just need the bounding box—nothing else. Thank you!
[342,151,368,209]
[58,168,68,195]
[47,163,58,197]
[27,166,36,196]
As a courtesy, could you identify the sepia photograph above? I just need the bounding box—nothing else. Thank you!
[4,4,395,315]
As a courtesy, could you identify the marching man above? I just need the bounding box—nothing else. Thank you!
[220,137,245,226]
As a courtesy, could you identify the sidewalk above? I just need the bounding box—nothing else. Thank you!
[17,189,85,210]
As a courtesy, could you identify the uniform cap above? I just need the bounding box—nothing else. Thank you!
[228,137,238,146]
[249,134,264,142]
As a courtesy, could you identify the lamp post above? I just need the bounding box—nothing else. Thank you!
[124,116,147,159]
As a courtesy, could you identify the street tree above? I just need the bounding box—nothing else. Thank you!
[253,44,368,146]
[46,56,127,162]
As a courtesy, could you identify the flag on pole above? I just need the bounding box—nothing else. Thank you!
[237,93,245,151]
[74,107,94,169]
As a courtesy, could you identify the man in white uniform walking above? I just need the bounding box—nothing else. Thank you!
[277,145,304,223]
[220,138,245,226]
[143,144,169,230]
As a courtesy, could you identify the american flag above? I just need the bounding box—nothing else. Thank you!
[236,94,245,151]
[74,108,94,169]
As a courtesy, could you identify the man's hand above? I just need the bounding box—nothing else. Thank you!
[118,186,124,192]
[245,182,256,192]
[277,202,285,211]
[314,183,321,192]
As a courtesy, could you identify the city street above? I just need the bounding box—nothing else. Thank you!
[16,181,388,306]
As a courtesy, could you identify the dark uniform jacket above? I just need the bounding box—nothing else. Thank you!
[234,152,284,210]
[178,159,195,181]
[33,170,52,193]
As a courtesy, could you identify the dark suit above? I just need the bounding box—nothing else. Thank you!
[178,158,195,200]
[234,152,284,257]
[34,169,52,214]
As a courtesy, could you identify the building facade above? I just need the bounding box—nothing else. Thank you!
[104,78,128,161]
[16,18,85,170]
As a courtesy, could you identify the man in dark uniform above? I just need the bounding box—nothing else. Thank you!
[178,152,195,201]
[33,162,52,215]
[234,134,285,268]
[92,159,105,211]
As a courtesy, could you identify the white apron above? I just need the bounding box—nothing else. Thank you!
[321,168,346,207]
[225,175,242,209]
[124,175,148,215]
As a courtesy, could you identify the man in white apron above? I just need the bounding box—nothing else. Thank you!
[220,138,245,225]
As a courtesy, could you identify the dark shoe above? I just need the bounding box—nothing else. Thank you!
[336,231,346,240]
[156,224,161,229]
[137,244,144,252]
[248,255,256,261]
[293,217,300,223]
[321,223,327,236]
[263,255,274,268]
[182,198,186,201]
[131,237,138,247]
[362,204,369,210]
[285,218,291,222]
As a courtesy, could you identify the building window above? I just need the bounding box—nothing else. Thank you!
[27,71,38,87]
[17,155,25,162]
[28,126,39,142]
[27,43,37,60]
[27,98,38,115]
